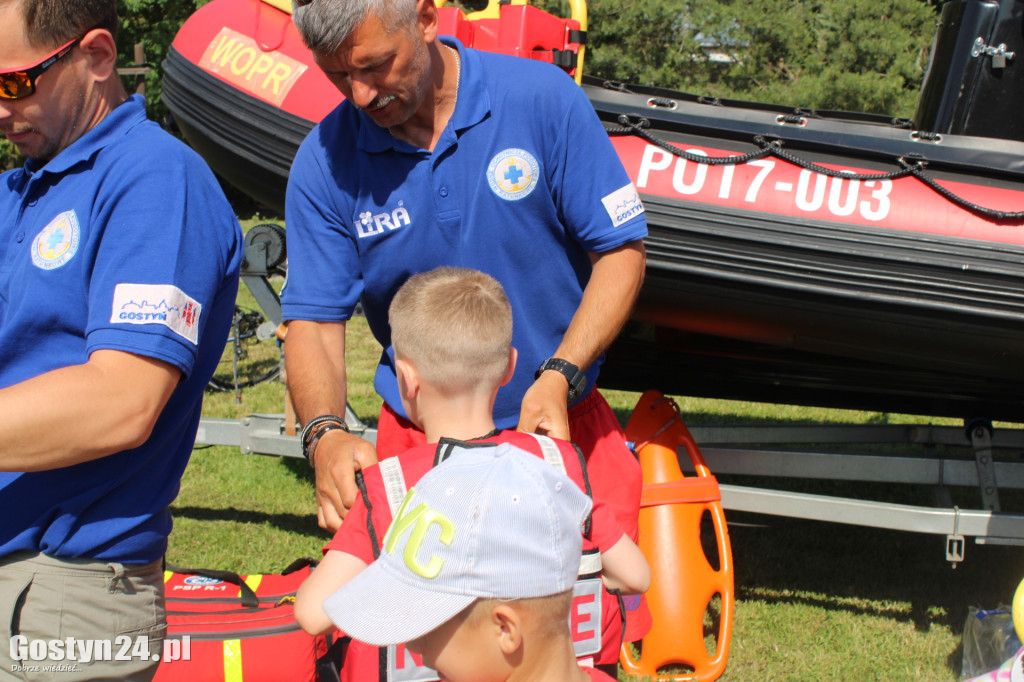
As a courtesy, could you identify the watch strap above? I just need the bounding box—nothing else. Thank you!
[535,357,586,403]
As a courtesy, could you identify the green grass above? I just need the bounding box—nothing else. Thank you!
[170,224,1024,680]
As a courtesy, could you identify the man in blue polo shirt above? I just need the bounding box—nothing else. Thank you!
[285,0,646,562]
[0,1,242,679]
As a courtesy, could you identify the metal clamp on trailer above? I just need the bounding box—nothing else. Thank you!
[682,420,1024,565]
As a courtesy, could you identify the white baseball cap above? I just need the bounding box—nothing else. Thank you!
[322,442,593,646]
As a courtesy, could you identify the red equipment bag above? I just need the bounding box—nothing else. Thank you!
[153,558,343,682]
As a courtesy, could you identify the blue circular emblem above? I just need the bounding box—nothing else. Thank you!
[183,576,223,586]
[31,210,80,270]
[487,148,540,201]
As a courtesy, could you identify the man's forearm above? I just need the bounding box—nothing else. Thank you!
[552,240,646,371]
[0,350,179,472]
[283,319,350,425]
[284,319,374,529]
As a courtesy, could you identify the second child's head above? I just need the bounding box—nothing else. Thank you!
[404,590,577,681]
[321,443,593,682]
[389,266,515,399]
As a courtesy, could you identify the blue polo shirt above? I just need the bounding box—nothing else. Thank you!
[284,39,647,428]
[0,95,243,564]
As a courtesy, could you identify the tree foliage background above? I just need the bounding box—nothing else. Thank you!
[2,0,946,172]
[0,0,211,171]
[581,0,941,117]
[116,0,213,118]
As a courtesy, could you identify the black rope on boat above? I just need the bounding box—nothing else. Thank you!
[608,115,1024,222]
[755,136,916,182]
[899,160,1024,221]
[610,114,774,166]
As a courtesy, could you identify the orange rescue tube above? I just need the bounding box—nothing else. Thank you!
[619,390,734,681]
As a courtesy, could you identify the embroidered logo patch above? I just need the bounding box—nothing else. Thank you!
[31,210,80,270]
[355,201,412,239]
[110,283,202,346]
[487,148,540,201]
[601,183,645,228]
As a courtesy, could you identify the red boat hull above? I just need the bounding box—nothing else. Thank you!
[163,0,1024,420]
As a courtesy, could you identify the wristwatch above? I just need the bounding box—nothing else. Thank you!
[535,357,587,404]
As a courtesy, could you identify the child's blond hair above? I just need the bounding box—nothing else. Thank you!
[389,267,512,394]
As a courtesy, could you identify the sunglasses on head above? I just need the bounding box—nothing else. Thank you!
[0,36,80,100]
[295,0,314,6]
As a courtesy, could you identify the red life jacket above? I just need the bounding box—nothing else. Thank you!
[342,431,625,681]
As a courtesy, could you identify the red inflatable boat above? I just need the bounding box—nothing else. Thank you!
[163,0,1024,421]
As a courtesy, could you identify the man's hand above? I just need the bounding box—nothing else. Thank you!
[312,428,378,532]
[516,370,571,441]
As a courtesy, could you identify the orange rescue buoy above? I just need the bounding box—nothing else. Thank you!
[619,390,734,681]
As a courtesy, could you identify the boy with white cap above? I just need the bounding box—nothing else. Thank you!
[322,443,623,682]
[295,267,648,679]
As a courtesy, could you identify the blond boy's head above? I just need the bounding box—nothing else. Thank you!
[388,267,512,394]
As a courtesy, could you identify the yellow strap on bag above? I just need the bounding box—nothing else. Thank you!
[223,639,244,682]
[242,574,263,597]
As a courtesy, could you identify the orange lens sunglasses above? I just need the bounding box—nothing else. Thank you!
[0,37,79,100]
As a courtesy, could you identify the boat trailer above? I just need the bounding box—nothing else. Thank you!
[196,411,1024,566]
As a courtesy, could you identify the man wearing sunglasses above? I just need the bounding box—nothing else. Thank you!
[283,0,647,643]
[0,1,243,680]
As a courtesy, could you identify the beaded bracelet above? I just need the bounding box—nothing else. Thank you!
[304,422,348,466]
[300,415,348,462]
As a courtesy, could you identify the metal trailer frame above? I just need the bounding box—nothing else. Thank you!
[203,236,1024,565]
[194,412,1024,565]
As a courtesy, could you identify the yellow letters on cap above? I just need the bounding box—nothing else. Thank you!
[385,489,456,579]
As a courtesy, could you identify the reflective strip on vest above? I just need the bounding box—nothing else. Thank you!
[523,433,568,476]
[223,639,243,682]
[379,456,410,518]
[579,548,603,577]
[387,642,441,681]
[570,577,603,658]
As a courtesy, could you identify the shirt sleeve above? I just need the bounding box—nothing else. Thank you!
[281,123,365,322]
[85,137,241,377]
[590,497,627,553]
[556,439,628,552]
[324,493,378,565]
[548,83,648,253]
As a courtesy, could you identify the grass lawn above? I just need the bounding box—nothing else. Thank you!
[170,231,1024,681]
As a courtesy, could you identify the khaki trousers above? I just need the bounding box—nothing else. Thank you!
[0,552,165,682]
